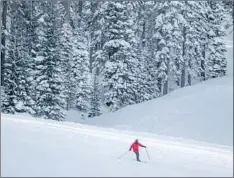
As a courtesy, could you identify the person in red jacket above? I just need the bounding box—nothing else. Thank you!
[129,139,146,162]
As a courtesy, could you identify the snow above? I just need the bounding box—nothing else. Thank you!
[84,75,233,146]
[225,31,233,76]
[35,56,44,62]
[15,101,24,111]
[64,105,110,123]
[1,114,233,177]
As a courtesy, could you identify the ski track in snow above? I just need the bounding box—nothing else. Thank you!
[2,116,233,177]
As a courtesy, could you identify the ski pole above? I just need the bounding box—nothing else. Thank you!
[118,150,129,159]
[145,148,150,160]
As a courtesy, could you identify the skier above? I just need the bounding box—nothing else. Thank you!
[129,139,146,162]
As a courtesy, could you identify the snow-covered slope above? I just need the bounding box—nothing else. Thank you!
[83,76,233,146]
[1,114,233,177]
[225,31,233,76]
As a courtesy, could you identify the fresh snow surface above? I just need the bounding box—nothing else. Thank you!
[83,76,233,146]
[1,114,233,177]
[65,105,110,123]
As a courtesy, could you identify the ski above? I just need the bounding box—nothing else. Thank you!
[132,159,147,163]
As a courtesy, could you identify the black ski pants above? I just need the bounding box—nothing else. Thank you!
[135,152,140,161]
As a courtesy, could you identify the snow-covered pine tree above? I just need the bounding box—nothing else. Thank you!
[72,27,91,116]
[207,38,227,78]
[26,1,45,114]
[1,2,19,113]
[67,1,92,118]
[2,2,34,113]
[59,19,77,110]
[195,2,216,82]
[89,69,101,118]
[17,1,40,114]
[222,1,233,29]
[34,1,65,120]
[102,2,139,111]
[207,2,228,78]
[85,1,105,114]
[1,1,7,86]
[179,1,207,86]
[121,2,145,104]
[135,47,159,102]
[86,1,105,74]
[166,2,185,90]
[1,2,15,113]
[154,1,185,95]
[134,2,160,101]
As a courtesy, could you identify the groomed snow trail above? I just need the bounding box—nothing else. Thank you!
[2,115,233,177]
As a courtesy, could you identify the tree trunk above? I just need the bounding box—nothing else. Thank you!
[188,59,192,85]
[89,28,94,73]
[142,21,146,47]
[181,26,186,87]
[201,59,206,81]
[163,80,168,95]
[88,2,96,74]
[201,44,206,81]
[188,73,192,85]
[61,0,70,21]
[163,57,169,95]
[77,1,83,27]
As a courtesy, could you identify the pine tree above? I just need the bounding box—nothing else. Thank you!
[2,12,18,113]
[59,20,76,110]
[134,2,160,101]
[1,1,7,86]
[207,2,228,78]
[2,2,18,113]
[2,2,33,113]
[73,28,91,115]
[154,1,185,94]
[34,1,65,120]
[86,1,106,115]
[102,2,139,111]
[18,1,39,114]
[68,1,92,118]
[135,48,159,102]
[89,69,101,118]
[179,2,210,85]
[86,1,106,74]
[27,1,45,114]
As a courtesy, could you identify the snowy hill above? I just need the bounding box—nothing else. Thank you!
[2,114,233,177]
[83,76,233,146]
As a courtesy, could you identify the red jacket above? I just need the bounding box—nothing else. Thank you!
[129,142,145,153]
